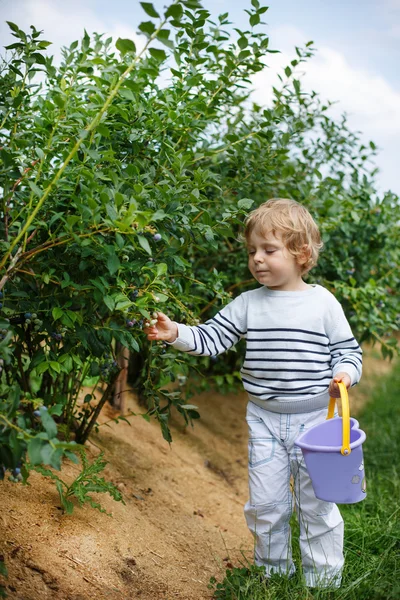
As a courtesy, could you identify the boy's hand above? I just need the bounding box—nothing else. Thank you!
[329,373,351,398]
[144,311,178,343]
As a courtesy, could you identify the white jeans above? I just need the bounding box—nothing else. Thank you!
[244,401,344,588]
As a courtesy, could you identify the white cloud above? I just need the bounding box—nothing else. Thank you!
[251,25,400,195]
[0,0,143,62]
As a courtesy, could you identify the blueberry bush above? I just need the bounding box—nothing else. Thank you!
[0,0,399,500]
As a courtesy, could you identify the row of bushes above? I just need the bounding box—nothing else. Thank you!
[0,1,399,491]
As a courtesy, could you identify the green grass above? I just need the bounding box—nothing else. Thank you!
[209,363,400,600]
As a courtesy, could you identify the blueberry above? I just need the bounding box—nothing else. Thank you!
[33,410,41,417]
[153,233,162,242]
[0,292,3,298]
[41,406,48,411]
[13,468,21,476]
[24,313,32,319]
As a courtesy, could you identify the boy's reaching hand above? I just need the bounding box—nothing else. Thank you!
[144,312,178,343]
[329,372,351,398]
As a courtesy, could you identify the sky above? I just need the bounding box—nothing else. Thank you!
[1,0,399,196]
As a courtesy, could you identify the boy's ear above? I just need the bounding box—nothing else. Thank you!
[297,244,311,266]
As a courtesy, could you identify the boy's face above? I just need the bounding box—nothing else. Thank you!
[246,229,306,291]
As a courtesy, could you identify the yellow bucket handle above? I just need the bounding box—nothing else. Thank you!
[327,381,351,456]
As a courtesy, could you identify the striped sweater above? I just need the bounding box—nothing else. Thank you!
[169,284,362,413]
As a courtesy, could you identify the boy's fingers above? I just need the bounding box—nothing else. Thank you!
[156,312,169,322]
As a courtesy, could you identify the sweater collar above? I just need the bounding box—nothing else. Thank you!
[262,284,318,297]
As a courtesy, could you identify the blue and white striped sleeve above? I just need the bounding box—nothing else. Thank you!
[328,303,362,386]
[168,293,247,357]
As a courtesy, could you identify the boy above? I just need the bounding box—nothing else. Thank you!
[144,198,362,589]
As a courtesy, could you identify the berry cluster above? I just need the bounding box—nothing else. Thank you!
[100,356,118,378]
[33,405,48,417]
[24,312,43,331]
[1,465,23,483]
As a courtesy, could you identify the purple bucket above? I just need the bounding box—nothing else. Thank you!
[295,417,366,503]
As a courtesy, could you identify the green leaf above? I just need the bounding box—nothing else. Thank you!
[36,362,49,375]
[40,409,58,439]
[119,88,135,101]
[148,48,167,61]
[154,292,168,302]
[56,480,74,514]
[156,263,168,277]
[165,4,183,20]
[31,52,46,65]
[8,384,21,415]
[35,147,45,160]
[64,450,79,464]
[104,295,115,311]
[249,13,260,26]
[107,253,121,275]
[49,361,61,374]
[138,235,152,255]
[238,198,254,209]
[140,2,160,18]
[138,21,156,36]
[116,38,136,55]
[6,21,20,33]
[27,180,43,198]
[52,307,63,321]
[28,437,46,465]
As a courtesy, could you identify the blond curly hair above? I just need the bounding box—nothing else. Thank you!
[243,198,323,274]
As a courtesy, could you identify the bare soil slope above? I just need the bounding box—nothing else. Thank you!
[0,346,392,600]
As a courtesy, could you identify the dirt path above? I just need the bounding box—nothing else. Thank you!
[0,345,394,599]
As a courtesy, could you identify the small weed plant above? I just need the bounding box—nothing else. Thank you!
[26,445,125,516]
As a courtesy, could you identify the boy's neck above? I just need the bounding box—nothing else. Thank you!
[266,279,311,292]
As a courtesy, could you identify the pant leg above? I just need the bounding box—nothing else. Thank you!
[290,409,344,588]
[244,402,295,578]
